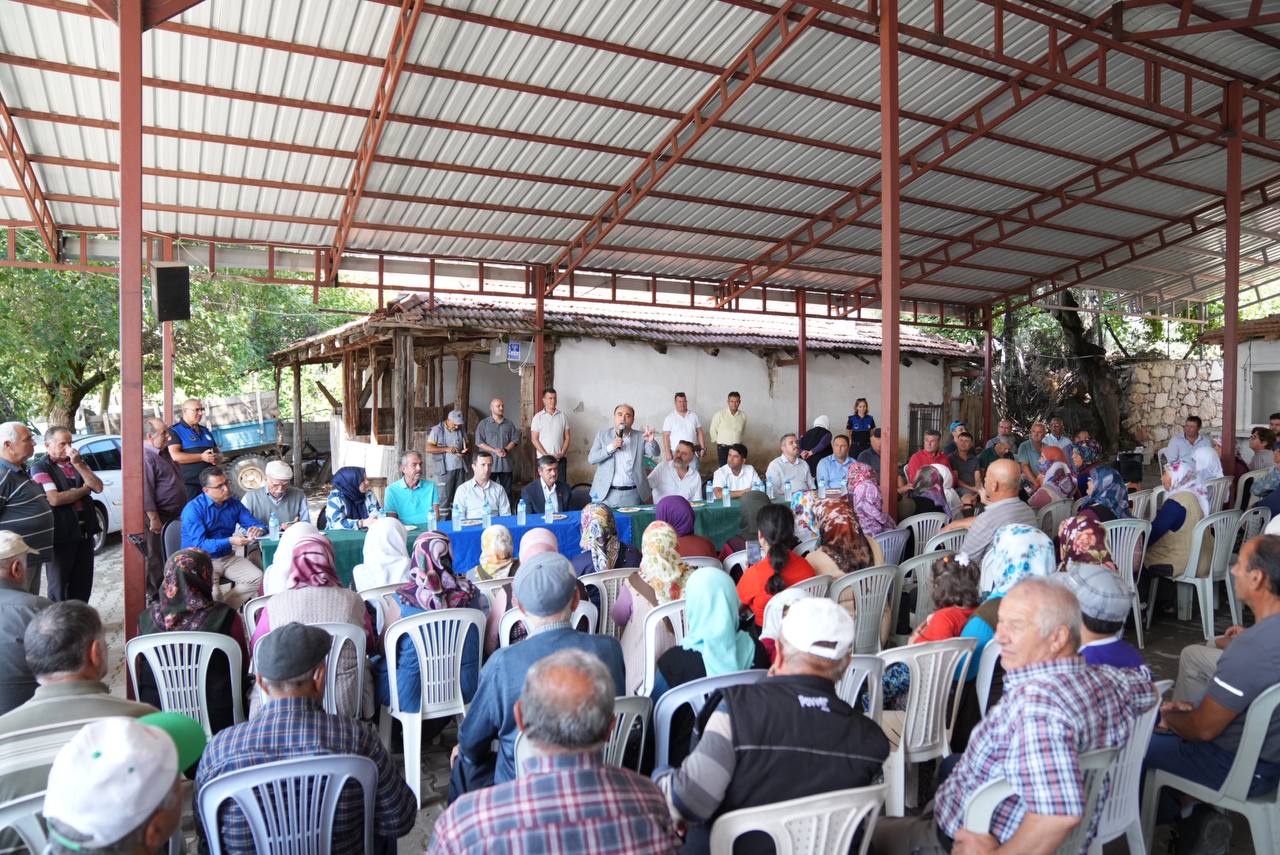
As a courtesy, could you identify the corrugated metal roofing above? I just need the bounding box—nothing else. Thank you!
[0,0,1276,314]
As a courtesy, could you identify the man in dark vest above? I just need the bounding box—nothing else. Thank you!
[653,597,889,855]
[29,428,102,602]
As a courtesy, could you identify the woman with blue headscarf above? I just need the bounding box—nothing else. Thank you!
[1076,464,1132,524]
[652,565,769,764]
[325,466,381,530]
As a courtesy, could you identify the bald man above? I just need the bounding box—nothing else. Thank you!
[947,458,1036,564]
[167,398,222,499]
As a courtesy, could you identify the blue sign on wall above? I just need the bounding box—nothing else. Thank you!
[507,340,523,362]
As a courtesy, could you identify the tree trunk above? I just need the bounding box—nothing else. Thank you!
[1051,291,1120,455]
[45,369,107,432]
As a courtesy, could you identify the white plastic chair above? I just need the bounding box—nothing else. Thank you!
[653,669,767,768]
[1236,468,1271,511]
[835,654,885,724]
[1071,495,1088,514]
[380,608,485,806]
[1235,506,1273,556]
[516,694,652,775]
[199,755,377,855]
[683,555,724,571]
[126,631,245,738]
[1128,489,1154,520]
[873,528,910,566]
[1148,486,1168,520]
[709,783,888,855]
[499,600,598,647]
[897,513,947,558]
[240,594,272,634]
[1141,682,1280,854]
[722,549,751,579]
[1037,498,1073,539]
[0,718,101,778]
[923,528,966,554]
[795,537,820,557]
[0,792,47,852]
[641,599,689,695]
[899,550,954,635]
[357,583,402,633]
[579,568,636,639]
[828,566,896,654]
[312,622,366,718]
[1089,680,1172,855]
[967,747,1118,855]
[1205,476,1234,513]
[1101,518,1152,649]
[471,577,511,615]
[1145,509,1242,640]
[974,640,1002,717]
[787,575,832,597]
[878,637,977,816]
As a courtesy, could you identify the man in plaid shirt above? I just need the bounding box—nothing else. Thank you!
[195,623,416,854]
[429,649,680,854]
[874,577,1157,854]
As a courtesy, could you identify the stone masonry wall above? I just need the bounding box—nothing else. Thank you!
[1120,359,1223,449]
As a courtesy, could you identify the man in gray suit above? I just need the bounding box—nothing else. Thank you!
[587,404,661,508]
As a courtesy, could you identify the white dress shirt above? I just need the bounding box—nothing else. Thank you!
[648,460,703,503]
[713,463,759,494]
[1165,433,1212,466]
[454,478,511,518]
[663,410,702,448]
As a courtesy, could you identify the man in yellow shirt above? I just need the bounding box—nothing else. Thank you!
[709,391,747,467]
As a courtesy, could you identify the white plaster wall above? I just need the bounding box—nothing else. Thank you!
[550,339,944,483]
[1239,340,1280,431]
[435,355,522,415]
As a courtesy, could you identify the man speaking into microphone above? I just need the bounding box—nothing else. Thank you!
[587,404,661,509]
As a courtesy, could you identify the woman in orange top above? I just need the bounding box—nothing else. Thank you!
[736,503,816,627]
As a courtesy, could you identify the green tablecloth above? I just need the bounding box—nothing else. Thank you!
[261,528,369,588]
[616,500,745,549]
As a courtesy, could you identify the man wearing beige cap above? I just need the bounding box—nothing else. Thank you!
[0,531,51,716]
[426,409,470,509]
[653,597,889,853]
[239,458,310,530]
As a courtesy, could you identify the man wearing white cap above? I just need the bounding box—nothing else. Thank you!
[653,597,889,854]
[0,531,51,716]
[239,459,309,530]
[43,713,206,855]
[426,409,470,509]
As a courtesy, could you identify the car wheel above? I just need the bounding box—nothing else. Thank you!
[228,455,268,498]
[92,504,108,554]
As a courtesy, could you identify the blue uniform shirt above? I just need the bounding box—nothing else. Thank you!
[180,492,265,558]
[168,419,218,491]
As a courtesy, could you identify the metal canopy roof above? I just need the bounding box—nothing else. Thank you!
[1,0,1278,318]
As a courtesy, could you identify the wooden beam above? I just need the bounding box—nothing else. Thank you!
[291,362,303,487]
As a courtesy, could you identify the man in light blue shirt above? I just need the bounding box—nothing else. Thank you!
[1164,415,1213,466]
[454,452,510,519]
[383,451,438,525]
[816,434,855,490]
[1042,417,1073,450]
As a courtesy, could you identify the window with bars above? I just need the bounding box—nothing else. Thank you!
[909,403,944,452]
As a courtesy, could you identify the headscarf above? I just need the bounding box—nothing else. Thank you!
[1070,440,1102,475]
[932,463,962,513]
[1166,458,1210,517]
[475,524,516,581]
[815,497,874,574]
[639,521,693,604]
[813,415,830,431]
[1037,446,1077,497]
[1080,465,1131,520]
[579,503,622,573]
[1057,514,1117,571]
[736,491,771,540]
[352,517,411,591]
[656,495,696,537]
[681,566,757,676]
[978,524,1056,596]
[846,462,896,536]
[911,466,953,521]
[330,466,369,522]
[518,527,560,561]
[262,521,321,595]
[286,535,340,589]
[791,490,822,539]
[761,588,810,642]
[1192,445,1224,482]
[140,548,229,634]
[397,531,478,611]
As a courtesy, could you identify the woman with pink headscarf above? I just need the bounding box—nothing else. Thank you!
[846,462,896,537]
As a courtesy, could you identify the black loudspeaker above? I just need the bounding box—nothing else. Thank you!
[150,261,191,322]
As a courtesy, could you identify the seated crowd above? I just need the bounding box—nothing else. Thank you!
[5,402,1280,854]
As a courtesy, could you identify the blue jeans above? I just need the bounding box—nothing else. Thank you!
[1144,733,1280,824]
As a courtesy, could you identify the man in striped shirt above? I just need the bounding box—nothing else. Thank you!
[0,422,54,595]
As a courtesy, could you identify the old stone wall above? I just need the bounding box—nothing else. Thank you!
[1120,359,1223,448]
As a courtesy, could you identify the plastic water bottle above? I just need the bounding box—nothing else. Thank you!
[705,481,715,503]
[590,491,600,506]
[545,491,556,522]
[268,511,280,539]
[752,477,763,494]
[765,480,774,500]
[819,478,828,496]
[721,482,731,507]
[451,502,462,532]
[482,499,492,529]
[427,506,437,531]
[785,478,793,498]
[517,499,527,526]
[369,504,380,520]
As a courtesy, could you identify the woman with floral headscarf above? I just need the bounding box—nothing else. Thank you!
[1069,440,1103,496]
[1144,458,1213,581]
[1057,514,1118,572]
[251,534,374,718]
[377,531,485,714]
[1077,465,1132,524]
[791,489,823,541]
[571,502,641,577]
[805,498,878,607]
[137,548,248,733]
[1029,445,1077,509]
[656,495,716,558]
[846,462,896,537]
[465,524,520,654]
[897,465,952,522]
[613,521,695,694]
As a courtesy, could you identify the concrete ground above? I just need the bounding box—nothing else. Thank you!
[86,532,1253,853]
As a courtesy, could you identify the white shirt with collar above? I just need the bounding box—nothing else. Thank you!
[1165,433,1212,466]
[648,460,703,503]
[663,410,702,448]
[713,463,759,494]
[454,478,511,518]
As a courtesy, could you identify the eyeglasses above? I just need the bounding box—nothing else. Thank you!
[207,481,230,491]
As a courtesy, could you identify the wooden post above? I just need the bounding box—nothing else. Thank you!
[291,361,303,487]
[392,332,412,454]
[455,349,471,425]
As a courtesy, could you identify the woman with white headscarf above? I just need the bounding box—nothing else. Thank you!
[351,517,411,592]
[800,415,833,477]
[261,521,321,595]
[1192,444,1225,482]
[932,463,963,515]
[1145,458,1213,579]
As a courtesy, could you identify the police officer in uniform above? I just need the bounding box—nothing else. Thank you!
[168,399,222,500]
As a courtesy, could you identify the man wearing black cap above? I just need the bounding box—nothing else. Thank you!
[450,552,625,798]
[195,623,415,854]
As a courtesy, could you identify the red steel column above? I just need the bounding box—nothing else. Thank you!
[878,0,901,517]
[120,0,145,652]
[797,288,808,435]
[1221,81,1242,477]
[983,307,994,439]
[161,237,175,422]
[533,266,546,400]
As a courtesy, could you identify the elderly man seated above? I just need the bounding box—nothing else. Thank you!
[873,577,1156,854]
[430,649,680,854]
[239,459,309,530]
[653,597,889,855]
[451,552,625,796]
[944,459,1036,564]
[1145,535,1280,851]
[649,440,703,503]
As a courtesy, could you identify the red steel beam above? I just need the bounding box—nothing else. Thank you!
[324,0,426,285]
[1122,13,1280,40]
[542,1,823,296]
[0,91,58,259]
[878,0,901,520]
[1222,80,1241,476]
[143,0,204,29]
